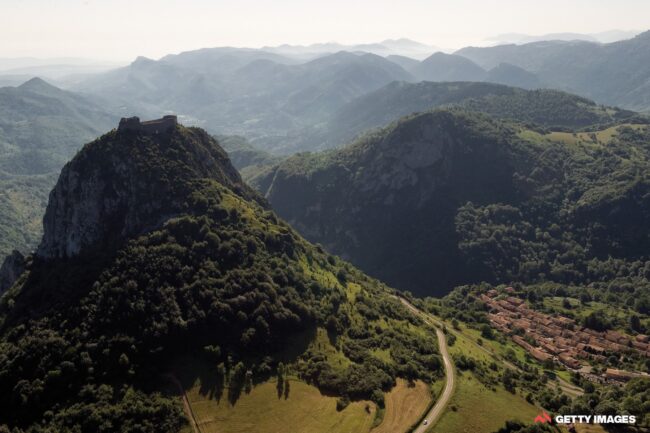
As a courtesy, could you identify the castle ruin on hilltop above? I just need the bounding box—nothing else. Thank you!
[118,115,178,134]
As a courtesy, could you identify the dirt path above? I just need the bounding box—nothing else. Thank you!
[399,298,455,433]
[166,374,201,433]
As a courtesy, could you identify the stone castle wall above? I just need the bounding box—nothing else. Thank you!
[118,115,178,134]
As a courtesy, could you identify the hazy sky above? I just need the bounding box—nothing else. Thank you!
[2,0,649,61]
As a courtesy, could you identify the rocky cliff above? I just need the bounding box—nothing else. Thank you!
[37,122,258,259]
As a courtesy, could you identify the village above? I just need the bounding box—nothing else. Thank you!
[481,288,650,384]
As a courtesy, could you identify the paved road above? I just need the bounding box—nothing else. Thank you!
[400,299,455,433]
[400,297,582,400]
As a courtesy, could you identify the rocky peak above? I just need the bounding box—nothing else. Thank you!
[37,121,257,259]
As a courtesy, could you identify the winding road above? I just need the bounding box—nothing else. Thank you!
[399,298,455,433]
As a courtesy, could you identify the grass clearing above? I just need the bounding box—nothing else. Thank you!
[546,124,647,147]
[181,379,376,433]
[518,124,647,152]
[430,372,539,433]
[371,378,432,433]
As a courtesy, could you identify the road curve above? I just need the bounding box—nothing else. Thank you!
[400,299,455,433]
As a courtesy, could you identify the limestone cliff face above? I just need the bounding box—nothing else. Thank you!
[256,110,519,293]
[37,124,257,259]
[38,152,166,258]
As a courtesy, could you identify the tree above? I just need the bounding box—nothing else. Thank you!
[244,370,253,393]
[336,396,350,411]
[630,315,643,333]
[481,324,494,339]
[583,310,610,332]
[283,378,290,399]
[502,369,516,393]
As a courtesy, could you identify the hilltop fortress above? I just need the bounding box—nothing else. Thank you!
[118,115,178,134]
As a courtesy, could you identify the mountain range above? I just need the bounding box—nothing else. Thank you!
[268,81,639,156]
[484,30,641,45]
[455,31,650,111]
[55,30,650,159]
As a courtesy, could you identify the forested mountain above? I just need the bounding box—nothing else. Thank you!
[0,122,441,431]
[253,109,650,297]
[456,31,650,111]
[292,81,639,154]
[216,134,281,179]
[410,52,487,82]
[0,78,116,258]
[74,50,413,152]
[484,63,541,90]
[0,78,115,175]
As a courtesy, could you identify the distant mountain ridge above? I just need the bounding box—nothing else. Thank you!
[0,77,116,258]
[69,30,650,157]
[262,38,440,60]
[456,31,650,111]
[276,81,639,155]
[485,30,640,45]
[74,50,414,152]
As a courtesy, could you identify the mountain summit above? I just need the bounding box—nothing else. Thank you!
[38,116,256,259]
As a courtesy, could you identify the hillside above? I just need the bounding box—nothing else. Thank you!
[0,122,444,432]
[254,109,650,296]
[484,63,541,90]
[296,81,639,153]
[410,52,486,82]
[0,78,116,258]
[0,77,115,175]
[456,31,650,111]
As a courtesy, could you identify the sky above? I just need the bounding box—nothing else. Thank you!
[1,0,649,61]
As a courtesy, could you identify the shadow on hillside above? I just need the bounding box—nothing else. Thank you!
[1,252,111,331]
[169,325,316,407]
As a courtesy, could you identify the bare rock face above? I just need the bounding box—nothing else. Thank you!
[37,154,156,259]
[37,122,254,260]
[0,250,25,293]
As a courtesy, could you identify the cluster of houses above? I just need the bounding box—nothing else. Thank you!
[481,289,650,382]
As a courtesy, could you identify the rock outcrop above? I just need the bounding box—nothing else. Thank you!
[0,250,25,293]
[37,120,256,259]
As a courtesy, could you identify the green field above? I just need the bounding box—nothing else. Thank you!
[371,379,432,433]
[181,379,376,433]
[546,124,647,146]
[543,297,650,331]
[430,372,539,433]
